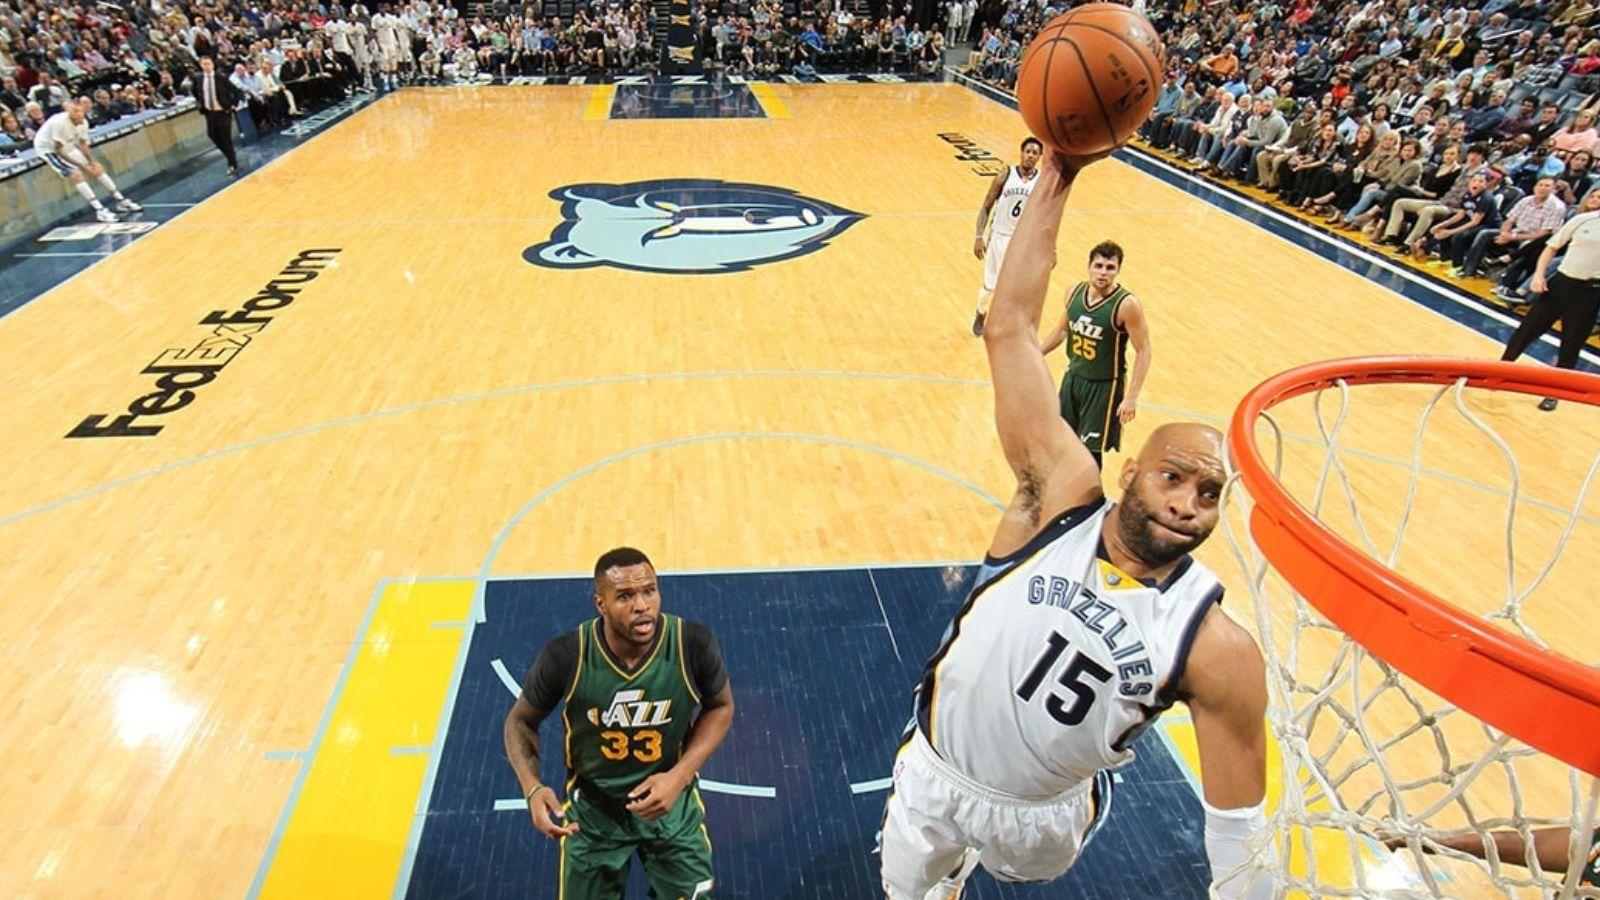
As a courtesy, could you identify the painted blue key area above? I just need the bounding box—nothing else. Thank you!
[611,81,767,119]
[405,565,1211,898]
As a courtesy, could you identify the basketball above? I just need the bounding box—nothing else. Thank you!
[1014,4,1166,156]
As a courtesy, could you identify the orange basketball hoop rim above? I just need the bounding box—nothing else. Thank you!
[1227,356,1600,777]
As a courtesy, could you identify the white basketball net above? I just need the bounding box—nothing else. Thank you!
[1219,375,1600,899]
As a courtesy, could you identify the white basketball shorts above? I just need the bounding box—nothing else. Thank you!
[982,231,1013,293]
[880,729,1113,899]
[41,146,90,178]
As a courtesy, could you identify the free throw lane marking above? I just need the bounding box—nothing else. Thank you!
[255,581,472,899]
[583,84,617,121]
[749,83,791,118]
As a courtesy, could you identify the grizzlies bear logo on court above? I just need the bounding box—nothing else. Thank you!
[525,179,864,274]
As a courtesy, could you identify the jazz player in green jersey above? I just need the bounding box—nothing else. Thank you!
[504,547,734,900]
[1039,241,1154,470]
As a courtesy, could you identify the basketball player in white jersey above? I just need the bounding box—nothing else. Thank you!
[394,7,418,83]
[326,18,358,88]
[372,6,401,89]
[881,147,1276,900]
[34,99,141,223]
[349,17,374,91]
[971,137,1041,336]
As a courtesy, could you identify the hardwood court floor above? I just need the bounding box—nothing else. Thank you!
[0,83,1593,898]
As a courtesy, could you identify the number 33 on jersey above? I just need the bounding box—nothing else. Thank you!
[565,615,702,796]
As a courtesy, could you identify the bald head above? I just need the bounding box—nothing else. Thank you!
[1136,422,1224,470]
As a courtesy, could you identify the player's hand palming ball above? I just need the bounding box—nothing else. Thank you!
[1014,4,1166,155]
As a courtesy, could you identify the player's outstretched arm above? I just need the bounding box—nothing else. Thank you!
[983,151,1106,547]
[1182,607,1276,900]
[1385,826,1582,873]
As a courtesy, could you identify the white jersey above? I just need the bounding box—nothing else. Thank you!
[988,164,1037,237]
[327,20,354,54]
[33,111,89,154]
[350,22,371,63]
[917,497,1222,798]
[373,13,400,48]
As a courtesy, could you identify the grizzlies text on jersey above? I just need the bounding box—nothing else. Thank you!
[916,497,1221,798]
[989,165,1038,237]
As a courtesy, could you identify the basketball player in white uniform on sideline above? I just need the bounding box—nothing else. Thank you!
[971,137,1041,336]
[372,6,400,89]
[349,17,374,92]
[325,18,358,90]
[881,147,1277,900]
[34,99,141,223]
[395,7,417,83]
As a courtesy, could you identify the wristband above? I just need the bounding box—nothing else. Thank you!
[524,782,550,802]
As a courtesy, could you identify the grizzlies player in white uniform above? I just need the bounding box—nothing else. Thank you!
[372,7,401,89]
[34,99,141,223]
[971,137,1041,336]
[883,147,1276,900]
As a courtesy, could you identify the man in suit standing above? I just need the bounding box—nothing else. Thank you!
[191,56,240,175]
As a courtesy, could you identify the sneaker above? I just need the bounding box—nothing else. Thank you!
[1538,397,1558,412]
[95,208,118,223]
[971,310,985,337]
[115,198,142,213]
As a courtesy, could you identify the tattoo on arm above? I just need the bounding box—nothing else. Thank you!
[504,698,549,793]
[977,171,1004,234]
[508,716,541,770]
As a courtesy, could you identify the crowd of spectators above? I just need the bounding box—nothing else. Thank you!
[0,0,972,159]
[1,0,974,153]
[959,0,1600,304]
[0,0,677,155]
[689,0,946,77]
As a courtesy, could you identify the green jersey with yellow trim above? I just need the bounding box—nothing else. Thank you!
[1064,282,1130,383]
[563,613,703,801]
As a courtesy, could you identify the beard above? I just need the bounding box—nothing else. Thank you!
[1117,487,1206,568]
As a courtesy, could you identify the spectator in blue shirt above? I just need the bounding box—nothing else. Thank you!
[1422,173,1501,260]
[1141,73,1184,142]
[1506,145,1568,193]
[1464,89,1511,141]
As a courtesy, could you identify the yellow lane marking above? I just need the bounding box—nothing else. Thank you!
[258,581,473,898]
[583,84,617,121]
[749,83,791,118]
